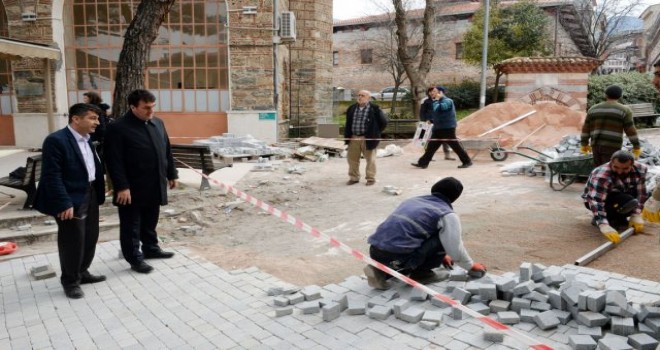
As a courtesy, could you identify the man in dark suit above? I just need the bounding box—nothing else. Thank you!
[34,103,107,299]
[104,89,178,274]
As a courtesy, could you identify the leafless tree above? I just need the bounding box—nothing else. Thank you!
[392,0,436,119]
[111,0,176,118]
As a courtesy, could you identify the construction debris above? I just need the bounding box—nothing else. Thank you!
[382,185,402,196]
[376,144,403,158]
[193,133,290,159]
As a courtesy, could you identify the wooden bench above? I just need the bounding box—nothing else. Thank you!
[382,119,418,137]
[0,154,42,209]
[627,103,659,128]
[170,144,231,190]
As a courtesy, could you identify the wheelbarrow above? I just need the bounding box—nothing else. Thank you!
[459,137,508,162]
[506,146,595,191]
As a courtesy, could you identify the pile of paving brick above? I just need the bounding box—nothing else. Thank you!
[268,263,660,350]
[545,135,660,167]
[193,133,290,157]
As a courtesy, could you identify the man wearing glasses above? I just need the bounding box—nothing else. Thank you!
[34,104,107,299]
[343,90,388,186]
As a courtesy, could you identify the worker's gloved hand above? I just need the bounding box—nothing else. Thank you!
[632,147,642,159]
[468,262,487,279]
[642,198,660,223]
[598,224,621,244]
[442,255,454,270]
[580,145,592,154]
[629,214,644,233]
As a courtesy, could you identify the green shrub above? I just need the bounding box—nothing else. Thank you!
[588,72,659,110]
[439,80,505,109]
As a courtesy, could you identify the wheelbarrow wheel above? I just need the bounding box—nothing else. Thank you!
[490,148,508,161]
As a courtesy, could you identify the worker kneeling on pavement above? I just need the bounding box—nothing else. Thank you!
[582,150,648,244]
[363,177,486,290]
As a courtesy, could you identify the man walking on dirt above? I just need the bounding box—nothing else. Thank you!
[583,151,648,244]
[344,90,388,186]
[580,85,641,166]
[363,177,487,290]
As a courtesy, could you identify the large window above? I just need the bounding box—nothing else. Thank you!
[64,0,229,113]
[0,3,14,115]
[360,49,373,64]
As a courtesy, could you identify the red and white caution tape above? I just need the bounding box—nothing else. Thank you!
[175,158,554,350]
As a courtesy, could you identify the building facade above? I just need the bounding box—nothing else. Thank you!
[0,0,332,147]
[332,0,591,96]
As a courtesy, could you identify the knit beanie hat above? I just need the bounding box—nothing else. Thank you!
[605,85,623,99]
[431,177,463,203]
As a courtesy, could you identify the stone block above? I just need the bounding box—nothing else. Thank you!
[578,291,592,311]
[267,287,283,296]
[597,334,633,350]
[367,305,392,320]
[533,283,551,295]
[299,301,321,314]
[399,307,425,323]
[576,311,610,327]
[606,290,628,309]
[577,325,603,340]
[484,330,504,343]
[273,297,289,307]
[531,301,552,312]
[637,323,656,338]
[429,296,451,308]
[520,309,540,323]
[543,274,566,287]
[346,299,366,315]
[480,284,497,301]
[610,317,635,337]
[638,304,660,322]
[392,299,411,317]
[465,281,482,294]
[422,310,443,324]
[534,310,560,330]
[467,302,490,316]
[281,287,299,295]
[287,293,305,305]
[469,295,483,304]
[513,281,535,296]
[605,305,626,317]
[332,294,348,311]
[501,291,514,302]
[568,334,597,350]
[495,276,516,292]
[562,286,583,306]
[445,281,465,292]
[301,286,322,301]
[586,291,606,313]
[419,321,438,330]
[531,263,546,275]
[552,309,572,325]
[526,291,549,303]
[30,265,56,280]
[452,306,463,320]
[451,287,471,305]
[274,307,293,317]
[519,262,532,282]
[511,297,531,313]
[409,287,428,301]
[644,317,660,333]
[548,290,567,311]
[497,311,520,325]
[322,302,341,322]
[627,333,658,350]
[489,300,510,313]
[380,290,399,301]
[449,269,469,281]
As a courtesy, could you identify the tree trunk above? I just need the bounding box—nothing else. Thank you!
[111,0,176,118]
[492,69,504,104]
[393,0,435,119]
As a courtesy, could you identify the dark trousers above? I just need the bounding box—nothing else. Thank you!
[369,236,445,277]
[586,192,637,226]
[418,128,471,166]
[118,203,161,265]
[592,145,620,167]
[57,185,99,288]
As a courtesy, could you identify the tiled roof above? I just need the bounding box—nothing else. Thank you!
[494,56,603,73]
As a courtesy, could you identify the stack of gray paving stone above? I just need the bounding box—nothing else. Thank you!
[269,263,660,350]
[193,133,288,157]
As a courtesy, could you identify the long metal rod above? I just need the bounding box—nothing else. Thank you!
[574,228,634,266]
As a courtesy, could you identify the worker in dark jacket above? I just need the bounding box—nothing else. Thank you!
[104,89,178,274]
[420,87,454,160]
[364,177,487,290]
[344,90,388,186]
[34,103,107,299]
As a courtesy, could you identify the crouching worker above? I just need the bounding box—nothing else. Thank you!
[363,177,487,290]
[582,150,648,244]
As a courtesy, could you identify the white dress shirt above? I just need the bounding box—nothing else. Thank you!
[67,125,96,182]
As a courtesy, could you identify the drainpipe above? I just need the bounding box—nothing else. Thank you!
[273,0,279,110]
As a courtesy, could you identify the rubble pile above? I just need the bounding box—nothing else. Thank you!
[193,133,290,158]
[267,263,660,349]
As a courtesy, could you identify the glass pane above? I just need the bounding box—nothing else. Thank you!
[195,91,207,111]
[183,49,194,67]
[195,68,206,88]
[194,49,206,67]
[207,50,219,67]
[87,53,99,69]
[170,69,182,89]
[159,71,172,89]
[73,5,84,25]
[159,90,172,111]
[169,3,181,24]
[170,50,183,66]
[76,50,88,68]
[148,69,160,90]
[207,68,218,89]
[85,4,97,24]
[194,25,205,40]
[184,90,195,111]
[183,69,194,89]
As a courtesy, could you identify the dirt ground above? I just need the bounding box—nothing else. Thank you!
[160,137,660,287]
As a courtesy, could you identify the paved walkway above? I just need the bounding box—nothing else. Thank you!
[2,241,660,350]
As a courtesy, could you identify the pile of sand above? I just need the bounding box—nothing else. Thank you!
[456,102,586,149]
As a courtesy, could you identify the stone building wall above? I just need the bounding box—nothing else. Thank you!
[505,72,588,111]
[332,5,585,95]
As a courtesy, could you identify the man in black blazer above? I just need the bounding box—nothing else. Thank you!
[34,104,107,299]
[104,89,178,274]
